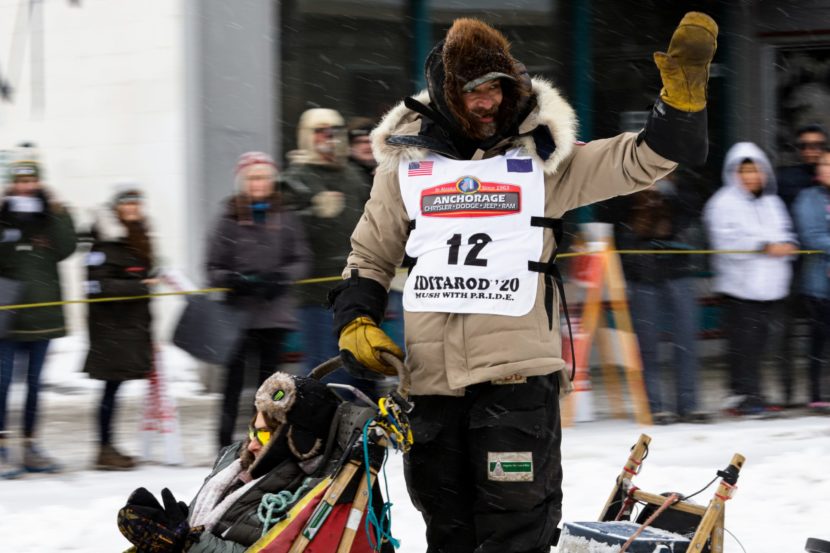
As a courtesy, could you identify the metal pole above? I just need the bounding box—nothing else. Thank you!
[572,0,593,223]
[409,0,431,93]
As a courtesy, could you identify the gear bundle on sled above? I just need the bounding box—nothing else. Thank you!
[246,353,411,553]
[558,434,745,553]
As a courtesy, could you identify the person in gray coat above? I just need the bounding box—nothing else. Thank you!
[206,152,311,447]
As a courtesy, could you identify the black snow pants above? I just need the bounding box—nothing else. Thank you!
[403,373,562,553]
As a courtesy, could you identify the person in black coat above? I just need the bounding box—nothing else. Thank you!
[776,124,828,405]
[206,152,311,448]
[615,171,709,424]
[83,187,157,470]
[777,124,827,210]
[116,371,393,553]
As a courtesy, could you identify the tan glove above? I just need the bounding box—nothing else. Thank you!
[338,316,404,378]
[311,190,345,218]
[654,12,718,112]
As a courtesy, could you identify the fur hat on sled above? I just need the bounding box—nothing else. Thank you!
[244,372,340,478]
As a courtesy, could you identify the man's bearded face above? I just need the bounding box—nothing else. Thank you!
[461,79,503,139]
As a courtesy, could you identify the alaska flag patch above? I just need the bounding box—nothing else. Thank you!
[506,158,533,173]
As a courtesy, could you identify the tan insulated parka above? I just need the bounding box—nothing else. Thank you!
[344,78,676,396]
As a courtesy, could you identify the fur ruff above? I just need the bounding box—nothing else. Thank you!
[371,78,578,176]
[255,372,297,426]
[287,426,322,461]
[248,372,297,475]
[91,204,155,266]
[189,459,262,531]
[92,205,128,241]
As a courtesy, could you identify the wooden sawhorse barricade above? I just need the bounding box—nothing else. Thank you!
[561,240,652,427]
[558,434,745,552]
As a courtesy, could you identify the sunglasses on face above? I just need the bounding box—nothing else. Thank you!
[313,126,344,138]
[797,141,827,150]
[248,426,272,446]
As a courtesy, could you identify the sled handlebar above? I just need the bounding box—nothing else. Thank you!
[308,355,342,382]
[310,353,411,400]
[380,351,410,399]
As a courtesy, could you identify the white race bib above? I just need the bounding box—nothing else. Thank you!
[400,149,544,316]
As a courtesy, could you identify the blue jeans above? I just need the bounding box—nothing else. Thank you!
[380,291,405,352]
[299,306,340,374]
[628,278,699,415]
[0,339,51,438]
[805,296,830,403]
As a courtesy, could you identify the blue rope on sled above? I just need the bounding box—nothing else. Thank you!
[257,477,314,536]
[363,418,400,550]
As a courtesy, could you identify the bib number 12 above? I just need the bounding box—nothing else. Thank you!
[446,233,492,267]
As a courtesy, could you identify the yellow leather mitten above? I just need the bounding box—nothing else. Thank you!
[338,316,404,378]
[654,12,719,112]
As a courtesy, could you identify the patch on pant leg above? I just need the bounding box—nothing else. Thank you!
[487,452,533,482]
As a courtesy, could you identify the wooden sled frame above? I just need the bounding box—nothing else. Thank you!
[597,434,745,553]
[247,353,410,553]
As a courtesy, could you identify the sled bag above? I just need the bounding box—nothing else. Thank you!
[559,521,691,553]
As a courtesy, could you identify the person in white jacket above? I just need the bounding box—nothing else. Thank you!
[704,142,797,415]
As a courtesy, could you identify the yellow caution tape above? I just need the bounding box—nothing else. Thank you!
[558,248,822,258]
[0,249,823,311]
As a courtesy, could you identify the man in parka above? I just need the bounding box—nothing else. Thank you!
[330,14,718,553]
[280,109,371,374]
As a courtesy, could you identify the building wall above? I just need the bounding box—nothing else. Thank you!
[187,0,277,266]
[0,0,278,339]
[0,0,188,335]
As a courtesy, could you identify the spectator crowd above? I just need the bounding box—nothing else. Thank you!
[1,115,829,484]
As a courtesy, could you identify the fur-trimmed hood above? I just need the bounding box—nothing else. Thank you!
[90,203,155,260]
[287,108,349,167]
[371,77,577,176]
[90,204,155,242]
[91,204,130,241]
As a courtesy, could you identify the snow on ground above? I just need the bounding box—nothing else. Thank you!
[0,337,828,552]
[2,418,827,552]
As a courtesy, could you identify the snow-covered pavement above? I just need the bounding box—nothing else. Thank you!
[0,337,827,552]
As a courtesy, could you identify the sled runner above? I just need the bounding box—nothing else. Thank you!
[558,434,745,553]
[246,353,411,553]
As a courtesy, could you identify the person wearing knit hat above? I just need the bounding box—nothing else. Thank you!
[205,151,311,448]
[7,160,39,182]
[117,371,349,553]
[82,184,157,470]
[247,371,340,474]
[1,152,77,478]
[280,109,379,397]
[329,14,718,553]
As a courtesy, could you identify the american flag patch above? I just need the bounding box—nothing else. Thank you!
[408,161,434,176]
